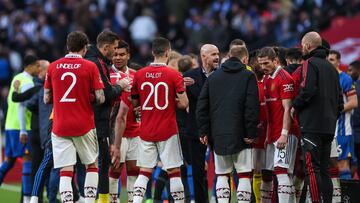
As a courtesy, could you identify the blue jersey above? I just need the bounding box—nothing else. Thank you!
[336,72,356,137]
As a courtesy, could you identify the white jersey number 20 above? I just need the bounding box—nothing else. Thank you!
[60,72,77,103]
[141,82,169,110]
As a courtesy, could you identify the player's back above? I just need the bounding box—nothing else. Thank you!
[133,64,185,141]
[45,54,103,136]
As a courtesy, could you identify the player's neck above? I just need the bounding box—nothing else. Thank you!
[202,64,214,74]
[153,57,168,65]
[68,51,84,57]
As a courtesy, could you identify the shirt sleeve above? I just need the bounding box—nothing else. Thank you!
[279,76,295,100]
[131,72,139,97]
[174,72,185,93]
[121,92,131,107]
[342,75,356,97]
[91,63,105,90]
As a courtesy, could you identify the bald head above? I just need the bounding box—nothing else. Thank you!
[200,44,220,70]
[301,31,322,55]
[39,60,50,80]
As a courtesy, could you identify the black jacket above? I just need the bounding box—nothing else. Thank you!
[196,57,259,155]
[85,45,122,138]
[293,47,343,134]
[284,63,301,75]
[183,67,208,139]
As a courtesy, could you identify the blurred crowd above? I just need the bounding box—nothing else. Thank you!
[0,0,360,128]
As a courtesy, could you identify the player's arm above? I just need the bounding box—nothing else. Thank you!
[244,73,260,142]
[111,101,129,168]
[277,98,292,149]
[176,92,189,109]
[12,86,41,102]
[114,101,129,148]
[94,89,105,104]
[43,88,52,104]
[293,62,318,111]
[18,83,33,144]
[196,79,210,145]
[343,83,358,112]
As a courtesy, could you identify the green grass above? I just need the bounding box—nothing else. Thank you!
[0,183,130,202]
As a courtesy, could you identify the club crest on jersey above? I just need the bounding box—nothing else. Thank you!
[282,84,294,92]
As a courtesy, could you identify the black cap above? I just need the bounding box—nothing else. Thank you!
[24,55,38,67]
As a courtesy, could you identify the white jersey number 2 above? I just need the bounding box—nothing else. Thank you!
[141,82,169,110]
[60,72,77,102]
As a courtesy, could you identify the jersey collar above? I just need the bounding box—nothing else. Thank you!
[270,66,282,79]
[150,62,167,67]
[65,53,82,58]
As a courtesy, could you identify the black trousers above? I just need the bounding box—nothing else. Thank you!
[187,137,208,203]
[98,137,110,194]
[301,133,333,203]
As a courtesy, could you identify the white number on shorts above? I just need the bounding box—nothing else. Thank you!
[140,82,169,110]
[60,72,77,102]
[277,149,286,159]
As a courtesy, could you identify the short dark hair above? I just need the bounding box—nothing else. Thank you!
[273,46,287,67]
[152,37,171,57]
[117,40,129,53]
[178,55,193,73]
[229,46,248,60]
[257,47,277,60]
[24,54,38,67]
[350,60,360,70]
[285,48,302,61]
[96,30,119,48]
[66,31,89,52]
[329,50,341,60]
[229,39,246,49]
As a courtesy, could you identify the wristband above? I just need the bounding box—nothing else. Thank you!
[281,129,289,137]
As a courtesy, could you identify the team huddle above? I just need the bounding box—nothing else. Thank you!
[0,29,359,203]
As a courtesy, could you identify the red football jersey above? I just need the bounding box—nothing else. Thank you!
[264,67,295,144]
[132,64,185,141]
[252,79,268,149]
[120,68,140,137]
[44,54,104,136]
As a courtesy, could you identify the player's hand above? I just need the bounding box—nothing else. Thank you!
[110,145,121,169]
[276,134,288,149]
[184,77,195,86]
[200,135,208,145]
[244,138,255,144]
[13,80,21,92]
[19,133,28,145]
[290,107,296,120]
[117,78,131,92]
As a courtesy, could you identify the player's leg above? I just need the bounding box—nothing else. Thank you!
[252,148,265,203]
[274,135,298,203]
[109,137,127,203]
[302,134,323,203]
[337,135,352,179]
[133,138,157,203]
[159,134,185,203]
[52,133,77,202]
[261,143,274,203]
[29,145,54,203]
[125,136,140,203]
[213,152,232,203]
[319,135,333,203]
[234,148,253,203]
[293,146,305,203]
[0,130,19,185]
[97,137,110,203]
[20,132,32,203]
[73,129,99,203]
[329,137,341,202]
